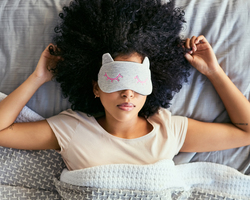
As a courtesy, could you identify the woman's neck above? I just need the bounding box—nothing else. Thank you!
[97,115,152,139]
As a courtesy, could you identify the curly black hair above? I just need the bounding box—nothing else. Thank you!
[51,0,191,118]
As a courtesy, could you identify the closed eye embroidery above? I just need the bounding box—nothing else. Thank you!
[134,75,148,84]
[104,73,123,82]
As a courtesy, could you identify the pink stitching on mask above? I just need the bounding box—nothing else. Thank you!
[134,75,148,84]
[104,73,123,82]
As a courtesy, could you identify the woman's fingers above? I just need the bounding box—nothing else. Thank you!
[195,35,206,44]
[48,44,64,61]
[184,50,194,63]
[185,38,191,49]
[190,36,197,52]
[185,35,207,55]
[184,35,200,63]
[185,36,198,54]
[185,38,193,54]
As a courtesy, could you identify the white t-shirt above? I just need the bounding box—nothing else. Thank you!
[46,108,188,170]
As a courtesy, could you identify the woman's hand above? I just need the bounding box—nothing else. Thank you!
[181,35,250,153]
[32,44,61,84]
[184,35,220,77]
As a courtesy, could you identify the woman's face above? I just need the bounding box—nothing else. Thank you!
[93,53,147,122]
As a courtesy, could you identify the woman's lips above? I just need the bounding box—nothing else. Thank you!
[117,103,135,111]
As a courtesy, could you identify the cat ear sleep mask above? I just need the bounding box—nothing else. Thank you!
[98,53,153,95]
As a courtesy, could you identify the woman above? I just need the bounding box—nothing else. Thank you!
[0,0,249,171]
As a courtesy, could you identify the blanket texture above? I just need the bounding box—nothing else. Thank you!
[55,159,250,200]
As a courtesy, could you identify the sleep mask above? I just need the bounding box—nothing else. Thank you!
[98,53,152,95]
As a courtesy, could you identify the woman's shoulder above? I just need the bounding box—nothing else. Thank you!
[46,109,98,137]
[149,107,172,121]
[48,109,94,123]
[59,109,87,117]
[149,108,188,142]
[149,107,187,125]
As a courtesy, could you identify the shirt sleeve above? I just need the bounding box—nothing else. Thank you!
[171,115,188,155]
[46,109,79,153]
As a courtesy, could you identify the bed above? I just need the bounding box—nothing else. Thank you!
[0,0,250,199]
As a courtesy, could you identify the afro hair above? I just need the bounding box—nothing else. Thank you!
[51,0,191,117]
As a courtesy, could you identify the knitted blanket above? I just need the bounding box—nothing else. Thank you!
[54,159,250,200]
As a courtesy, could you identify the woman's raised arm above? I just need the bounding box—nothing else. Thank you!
[0,44,60,150]
[181,35,250,152]
[0,44,58,130]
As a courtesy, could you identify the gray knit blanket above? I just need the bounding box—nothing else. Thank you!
[54,159,250,200]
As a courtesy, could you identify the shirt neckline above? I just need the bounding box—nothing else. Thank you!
[91,116,155,141]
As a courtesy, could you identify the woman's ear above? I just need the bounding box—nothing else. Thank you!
[92,81,100,97]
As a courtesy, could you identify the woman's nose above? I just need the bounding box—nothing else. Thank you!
[121,90,134,98]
